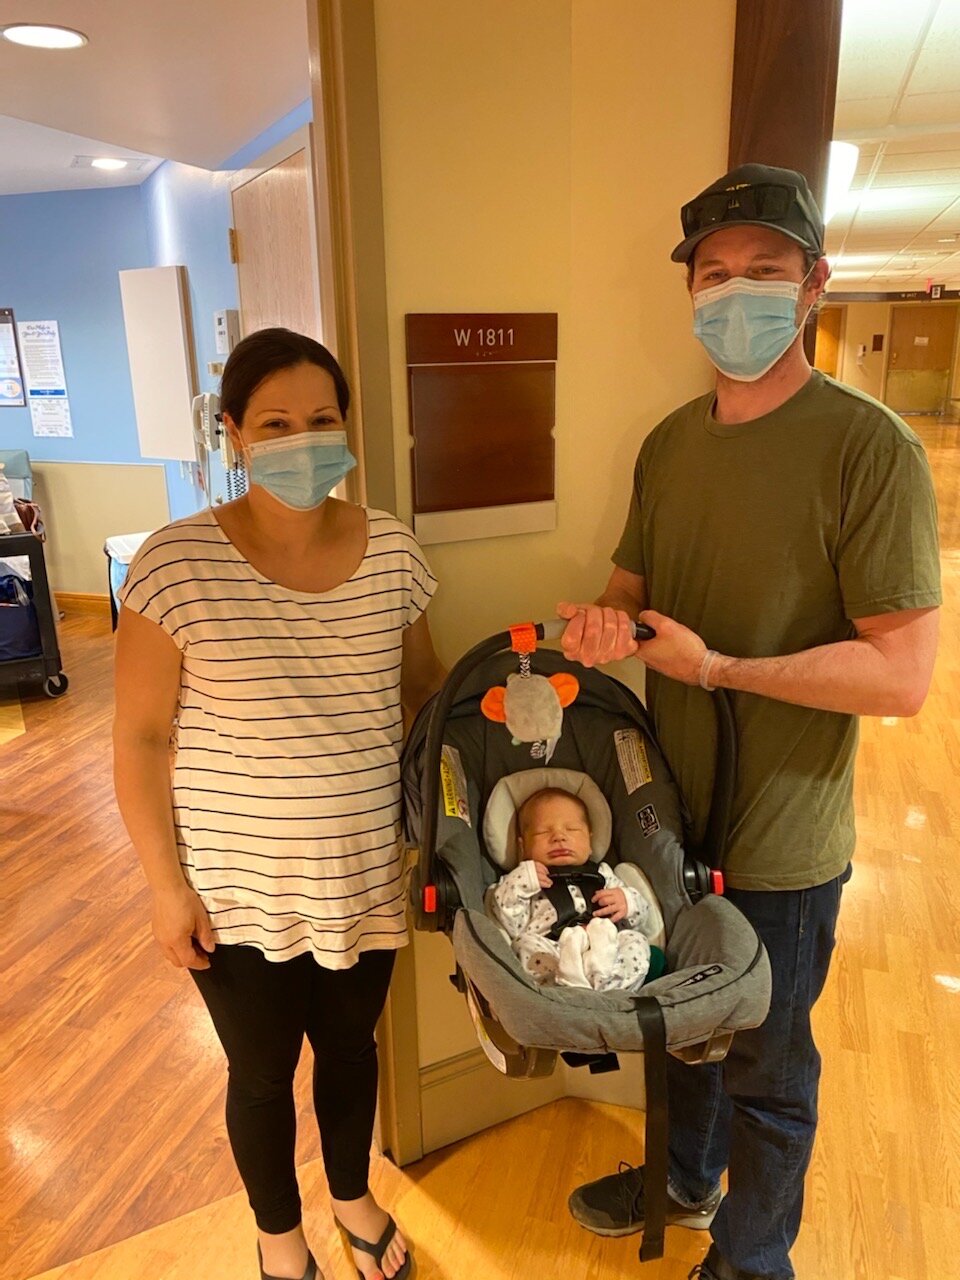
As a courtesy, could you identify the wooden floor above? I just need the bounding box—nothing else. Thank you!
[3,417,959,1280]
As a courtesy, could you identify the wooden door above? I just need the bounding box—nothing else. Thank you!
[231,148,322,339]
[885,303,959,414]
[814,306,843,377]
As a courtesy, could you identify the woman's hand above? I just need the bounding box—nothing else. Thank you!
[151,885,216,970]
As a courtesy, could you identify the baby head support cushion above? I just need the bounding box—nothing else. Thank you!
[483,768,612,871]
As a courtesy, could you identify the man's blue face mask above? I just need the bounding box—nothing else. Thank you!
[692,267,817,382]
[246,431,356,510]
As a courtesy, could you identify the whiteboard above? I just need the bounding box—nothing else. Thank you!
[119,265,197,462]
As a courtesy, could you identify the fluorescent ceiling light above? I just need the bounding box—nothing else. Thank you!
[1,23,88,49]
[825,141,859,224]
[91,158,128,171]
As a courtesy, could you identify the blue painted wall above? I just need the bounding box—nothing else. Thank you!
[220,98,312,170]
[0,97,313,521]
[0,187,150,463]
[141,161,239,401]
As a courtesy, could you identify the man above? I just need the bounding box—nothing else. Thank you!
[558,164,941,1280]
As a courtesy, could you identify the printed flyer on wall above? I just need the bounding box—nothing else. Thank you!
[0,308,26,407]
[17,319,74,437]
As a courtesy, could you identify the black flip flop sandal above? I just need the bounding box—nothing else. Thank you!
[257,1242,319,1280]
[334,1213,414,1280]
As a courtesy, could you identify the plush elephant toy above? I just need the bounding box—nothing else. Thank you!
[480,671,580,760]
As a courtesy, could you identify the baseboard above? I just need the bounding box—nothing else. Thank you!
[55,592,112,614]
[418,1046,564,1155]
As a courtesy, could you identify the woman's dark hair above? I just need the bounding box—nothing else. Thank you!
[219,327,350,424]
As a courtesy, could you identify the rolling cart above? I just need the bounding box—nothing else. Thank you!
[0,532,69,698]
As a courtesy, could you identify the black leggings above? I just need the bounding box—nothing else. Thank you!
[191,944,396,1233]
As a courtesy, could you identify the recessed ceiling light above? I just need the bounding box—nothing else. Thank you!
[1,23,88,49]
[938,236,958,243]
[91,158,128,171]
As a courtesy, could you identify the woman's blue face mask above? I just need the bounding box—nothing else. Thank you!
[692,267,817,382]
[245,431,357,510]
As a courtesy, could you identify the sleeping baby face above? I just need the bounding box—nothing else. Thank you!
[517,790,592,868]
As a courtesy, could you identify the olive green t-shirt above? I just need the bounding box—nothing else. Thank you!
[613,371,941,890]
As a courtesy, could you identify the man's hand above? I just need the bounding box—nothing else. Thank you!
[593,887,629,923]
[151,885,216,970]
[635,610,708,685]
[557,602,639,667]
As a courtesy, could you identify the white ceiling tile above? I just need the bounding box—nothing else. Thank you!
[883,133,960,154]
[834,97,899,132]
[843,185,951,215]
[871,169,960,187]
[897,91,960,126]
[919,207,960,228]
[904,0,960,94]
[878,148,960,172]
[838,0,936,100]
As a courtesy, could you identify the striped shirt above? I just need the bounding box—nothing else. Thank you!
[119,506,437,967]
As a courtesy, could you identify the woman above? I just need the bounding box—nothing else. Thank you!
[114,328,444,1280]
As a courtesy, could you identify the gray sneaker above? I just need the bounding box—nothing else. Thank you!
[568,1162,722,1237]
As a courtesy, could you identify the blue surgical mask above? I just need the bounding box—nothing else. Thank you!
[246,431,357,510]
[692,271,815,382]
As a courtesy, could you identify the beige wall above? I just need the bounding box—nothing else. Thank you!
[373,0,735,1068]
[835,301,890,401]
[32,461,170,596]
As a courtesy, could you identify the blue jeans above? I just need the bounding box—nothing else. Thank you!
[667,866,851,1279]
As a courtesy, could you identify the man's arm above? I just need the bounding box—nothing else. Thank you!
[557,567,648,667]
[637,605,939,718]
[558,570,938,716]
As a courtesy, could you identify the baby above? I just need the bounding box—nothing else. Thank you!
[490,787,663,993]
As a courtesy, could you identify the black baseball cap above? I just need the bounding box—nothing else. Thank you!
[671,163,825,264]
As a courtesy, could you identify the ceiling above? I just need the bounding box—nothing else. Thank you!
[1,0,958,295]
[0,0,310,194]
[0,117,163,195]
[828,0,960,292]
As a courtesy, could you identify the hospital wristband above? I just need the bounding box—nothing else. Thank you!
[699,649,720,692]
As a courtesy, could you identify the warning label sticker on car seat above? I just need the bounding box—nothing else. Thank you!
[615,728,653,793]
[440,744,471,826]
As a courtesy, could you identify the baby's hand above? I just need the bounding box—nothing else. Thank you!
[593,887,628,923]
[534,863,553,889]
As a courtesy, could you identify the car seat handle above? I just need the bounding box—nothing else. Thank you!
[538,618,657,642]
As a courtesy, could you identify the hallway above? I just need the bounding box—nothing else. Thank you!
[1,418,958,1280]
